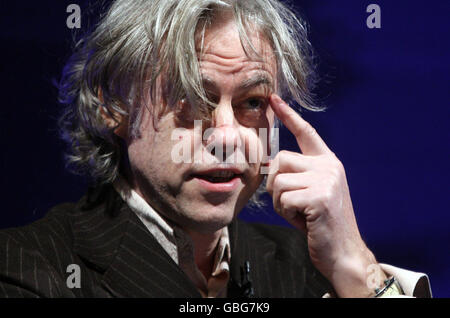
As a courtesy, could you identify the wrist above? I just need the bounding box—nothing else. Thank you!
[329,250,387,298]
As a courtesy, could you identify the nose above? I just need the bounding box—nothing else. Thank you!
[205,100,239,162]
[211,98,235,128]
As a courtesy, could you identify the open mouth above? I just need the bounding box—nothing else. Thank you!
[192,170,239,183]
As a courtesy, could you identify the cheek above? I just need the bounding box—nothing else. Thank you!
[127,119,177,178]
[127,136,158,177]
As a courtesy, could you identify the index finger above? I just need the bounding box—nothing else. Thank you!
[270,94,330,156]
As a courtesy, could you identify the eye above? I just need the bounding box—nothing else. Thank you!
[240,98,267,110]
[233,97,268,127]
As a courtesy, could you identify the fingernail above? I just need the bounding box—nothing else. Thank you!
[271,94,281,103]
[270,94,283,108]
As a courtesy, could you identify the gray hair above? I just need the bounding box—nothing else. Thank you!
[58,0,319,205]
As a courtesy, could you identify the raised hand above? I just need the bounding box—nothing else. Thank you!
[266,94,386,297]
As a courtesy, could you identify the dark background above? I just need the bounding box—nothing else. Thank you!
[0,1,448,297]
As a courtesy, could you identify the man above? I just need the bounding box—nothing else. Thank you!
[0,0,431,298]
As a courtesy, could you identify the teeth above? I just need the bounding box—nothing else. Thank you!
[210,171,234,178]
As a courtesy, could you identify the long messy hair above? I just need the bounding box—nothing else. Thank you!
[58,0,319,192]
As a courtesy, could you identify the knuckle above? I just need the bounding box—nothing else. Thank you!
[272,174,284,190]
[279,191,290,209]
[286,111,297,123]
[325,155,345,179]
[323,188,334,204]
[268,162,279,177]
[276,150,290,169]
[328,168,341,185]
[310,196,325,214]
[278,150,290,159]
[312,191,332,212]
[304,122,317,137]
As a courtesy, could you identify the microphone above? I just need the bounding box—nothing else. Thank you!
[239,261,254,297]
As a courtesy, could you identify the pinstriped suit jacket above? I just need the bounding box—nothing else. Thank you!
[0,185,332,298]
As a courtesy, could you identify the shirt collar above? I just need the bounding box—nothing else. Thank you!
[113,176,231,280]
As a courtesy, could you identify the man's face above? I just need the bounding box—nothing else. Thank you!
[125,17,276,234]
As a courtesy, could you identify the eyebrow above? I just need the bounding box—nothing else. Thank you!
[237,74,274,92]
[201,73,274,94]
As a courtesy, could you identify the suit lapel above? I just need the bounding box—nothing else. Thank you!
[227,218,254,297]
[73,185,201,298]
[100,210,201,297]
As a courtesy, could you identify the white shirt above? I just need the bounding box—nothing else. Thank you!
[114,177,230,297]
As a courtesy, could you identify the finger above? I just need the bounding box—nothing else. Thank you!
[266,151,314,195]
[278,189,310,218]
[271,172,313,212]
[278,189,309,232]
[270,94,330,156]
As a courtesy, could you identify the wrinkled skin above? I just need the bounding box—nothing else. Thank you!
[110,15,385,296]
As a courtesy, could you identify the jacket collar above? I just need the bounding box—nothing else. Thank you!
[71,185,201,297]
[113,177,232,281]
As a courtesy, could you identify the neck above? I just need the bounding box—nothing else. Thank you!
[185,228,222,280]
[122,171,224,280]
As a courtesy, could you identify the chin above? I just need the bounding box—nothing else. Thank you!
[179,201,237,234]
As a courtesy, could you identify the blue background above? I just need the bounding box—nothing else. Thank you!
[0,1,448,297]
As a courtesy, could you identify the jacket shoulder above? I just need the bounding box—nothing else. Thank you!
[0,202,77,254]
[0,202,78,297]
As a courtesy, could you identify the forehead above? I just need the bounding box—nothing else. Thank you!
[197,16,277,82]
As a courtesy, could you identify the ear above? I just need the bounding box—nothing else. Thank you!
[98,89,129,140]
